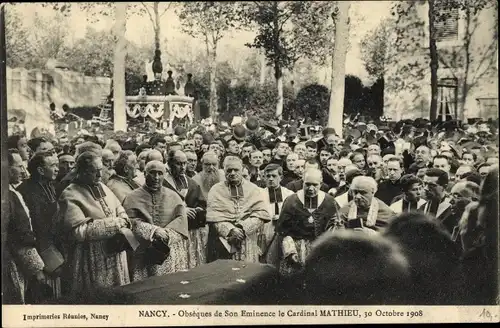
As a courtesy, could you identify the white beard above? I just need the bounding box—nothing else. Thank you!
[201,170,221,191]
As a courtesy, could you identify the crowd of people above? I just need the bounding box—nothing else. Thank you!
[4,115,499,305]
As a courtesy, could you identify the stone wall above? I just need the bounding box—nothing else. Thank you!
[6,67,111,135]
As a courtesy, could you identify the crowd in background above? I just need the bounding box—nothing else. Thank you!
[4,115,499,305]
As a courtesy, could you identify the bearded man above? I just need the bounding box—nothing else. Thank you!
[206,156,271,263]
[123,161,189,280]
[192,152,225,199]
[101,149,116,184]
[163,150,207,269]
[275,168,340,275]
[335,176,395,234]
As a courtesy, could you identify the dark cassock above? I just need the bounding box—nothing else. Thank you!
[418,196,453,233]
[286,178,330,193]
[123,185,189,281]
[163,171,207,269]
[275,190,340,276]
[259,186,294,266]
[375,179,404,206]
[18,178,63,299]
[389,193,427,214]
[322,169,340,190]
[4,186,45,304]
[280,170,300,187]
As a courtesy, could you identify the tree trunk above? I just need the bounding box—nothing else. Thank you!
[276,70,284,119]
[273,1,284,119]
[113,2,127,132]
[459,7,472,121]
[0,6,10,254]
[328,1,350,137]
[428,0,439,121]
[209,44,218,121]
[154,2,160,51]
[259,50,266,86]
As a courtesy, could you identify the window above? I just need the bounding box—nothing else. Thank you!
[435,3,459,42]
[437,78,458,120]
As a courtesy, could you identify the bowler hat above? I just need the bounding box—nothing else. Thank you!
[245,116,260,131]
[233,124,247,141]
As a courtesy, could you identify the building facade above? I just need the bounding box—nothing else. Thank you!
[384,0,498,121]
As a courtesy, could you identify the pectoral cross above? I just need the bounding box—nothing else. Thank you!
[233,199,242,215]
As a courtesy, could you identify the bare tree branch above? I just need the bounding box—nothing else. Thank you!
[159,3,172,18]
[470,40,497,83]
[141,2,155,27]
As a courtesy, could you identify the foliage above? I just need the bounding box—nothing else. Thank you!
[295,84,330,123]
[177,2,247,115]
[344,75,366,116]
[214,82,295,122]
[359,19,392,80]
[4,9,31,68]
[386,1,429,94]
[177,2,246,48]
[245,1,336,76]
[5,9,71,69]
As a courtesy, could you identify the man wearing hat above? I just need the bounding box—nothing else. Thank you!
[245,116,265,150]
[285,126,299,143]
[232,124,247,144]
[317,127,337,153]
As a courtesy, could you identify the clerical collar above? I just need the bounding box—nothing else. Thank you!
[268,187,283,203]
[304,195,318,209]
[226,181,244,199]
[10,182,21,190]
[144,185,162,195]
[38,180,57,203]
[403,197,418,211]
[172,173,188,190]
